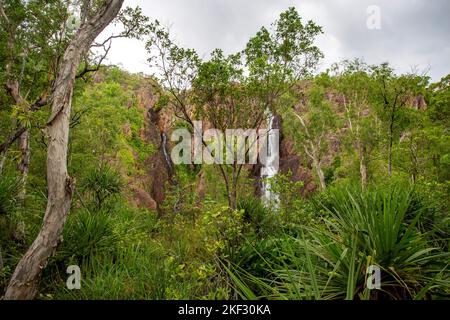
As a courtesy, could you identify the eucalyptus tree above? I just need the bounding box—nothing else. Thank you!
[333,59,380,188]
[146,7,323,207]
[244,7,323,195]
[285,81,336,190]
[0,0,71,194]
[146,27,264,209]
[429,74,450,127]
[145,19,200,126]
[191,49,267,209]
[0,1,147,193]
[3,0,127,300]
[244,6,323,123]
[370,63,429,177]
[395,73,436,183]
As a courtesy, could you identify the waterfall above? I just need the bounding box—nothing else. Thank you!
[161,132,173,176]
[261,112,280,208]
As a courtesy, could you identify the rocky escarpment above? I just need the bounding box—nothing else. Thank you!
[129,78,428,208]
[144,106,174,213]
[126,79,175,213]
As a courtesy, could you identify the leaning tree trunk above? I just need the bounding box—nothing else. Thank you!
[359,142,368,189]
[4,0,124,300]
[0,150,6,174]
[313,158,326,190]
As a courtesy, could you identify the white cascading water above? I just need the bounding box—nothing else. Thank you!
[161,132,173,174]
[261,112,280,208]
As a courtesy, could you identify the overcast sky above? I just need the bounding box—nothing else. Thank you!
[101,0,450,82]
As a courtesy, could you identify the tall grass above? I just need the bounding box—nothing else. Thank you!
[0,174,22,215]
[51,244,198,300]
[40,203,211,300]
[227,183,450,300]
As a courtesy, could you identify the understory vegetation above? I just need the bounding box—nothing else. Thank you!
[0,3,448,300]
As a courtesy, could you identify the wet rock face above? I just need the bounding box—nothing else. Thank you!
[142,96,177,214]
[119,79,175,214]
[279,135,317,196]
[144,109,173,213]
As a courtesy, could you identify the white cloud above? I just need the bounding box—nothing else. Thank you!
[100,0,450,81]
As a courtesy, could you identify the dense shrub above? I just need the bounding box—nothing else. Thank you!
[228,183,450,300]
[82,165,123,210]
[0,174,22,215]
[56,210,118,267]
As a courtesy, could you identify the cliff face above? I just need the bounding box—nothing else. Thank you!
[279,132,317,195]
[136,84,175,213]
[133,79,343,204]
[96,70,176,213]
[144,107,174,212]
[102,69,428,208]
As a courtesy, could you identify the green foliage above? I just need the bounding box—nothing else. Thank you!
[57,210,118,266]
[238,197,270,237]
[228,183,449,300]
[0,174,25,291]
[245,7,323,84]
[45,205,205,300]
[0,174,22,215]
[1,4,449,302]
[265,172,315,230]
[429,74,450,126]
[52,244,200,300]
[200,206,247,259]
[82,165,123,210]
[67,68,155,182]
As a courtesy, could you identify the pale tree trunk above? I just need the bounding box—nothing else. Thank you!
[409,135,418,183]
[17,130,30,200]
[4,0,124,300]
[308,145,326,190]
[359,152,367,189]
[313,158,326,190]
[0,150,6,174]
[230,164,238,210]
[0,246,3,271]
[387,136,393,177]
[358,141,368,189]
[295,113,327,190]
